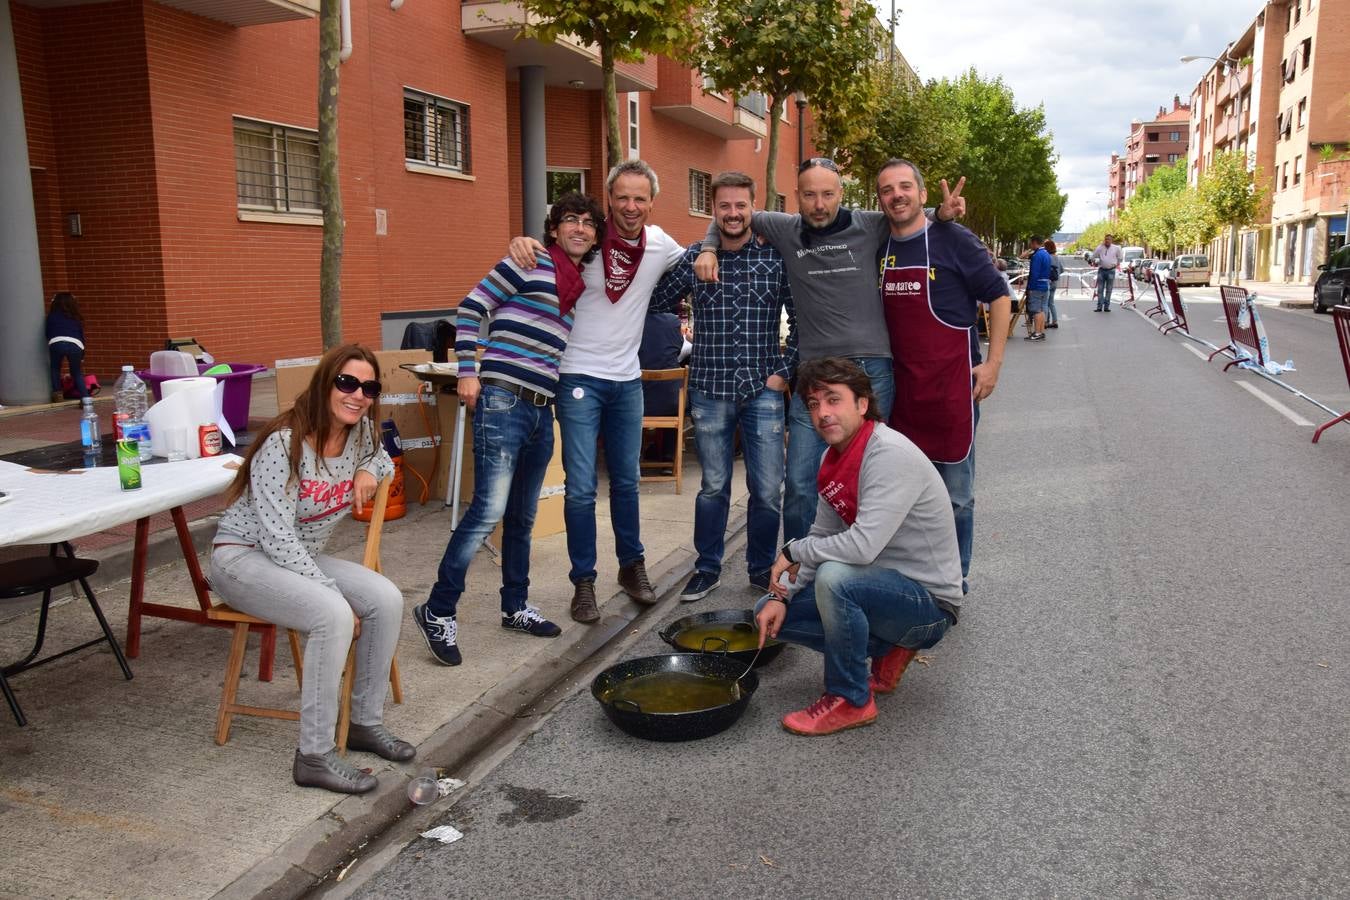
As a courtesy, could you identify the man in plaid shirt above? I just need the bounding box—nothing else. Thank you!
[653,171,797,601]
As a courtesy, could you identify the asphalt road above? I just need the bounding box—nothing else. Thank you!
[344,289,1350,898]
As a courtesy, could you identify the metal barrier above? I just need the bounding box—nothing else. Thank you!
[1144,273,1168,319]
[1208,285,1262,368]
[1159,278,1189,336]
[1206,285,1341,419]
[1312,305,1350,443]
[1121,270,1137,309]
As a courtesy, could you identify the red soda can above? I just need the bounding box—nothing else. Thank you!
[198,423,222,457]
[113,411,129,440]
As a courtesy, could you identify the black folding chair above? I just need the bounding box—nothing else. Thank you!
[1,543,133,726]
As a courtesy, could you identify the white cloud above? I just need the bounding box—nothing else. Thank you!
[874,0,1265,231]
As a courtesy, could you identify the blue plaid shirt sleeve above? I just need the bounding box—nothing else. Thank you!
[650,244,698,314]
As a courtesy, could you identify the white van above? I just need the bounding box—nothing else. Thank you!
[1121,246,1145,276]
[1172,253,1212,286]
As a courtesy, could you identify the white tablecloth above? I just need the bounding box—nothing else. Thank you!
[0,454,241,546]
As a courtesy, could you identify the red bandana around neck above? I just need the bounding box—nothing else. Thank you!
[600,223,646,302]
[816,419,877,526]
[546,245,585,318]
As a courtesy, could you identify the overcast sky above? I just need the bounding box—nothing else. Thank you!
[880,0,1266,232]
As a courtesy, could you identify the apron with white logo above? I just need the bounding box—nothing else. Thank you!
[881,229,975,464]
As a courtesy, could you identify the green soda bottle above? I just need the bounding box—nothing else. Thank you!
[117,439,142,491]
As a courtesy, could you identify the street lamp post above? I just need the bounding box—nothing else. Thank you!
[1182,49,1243,285]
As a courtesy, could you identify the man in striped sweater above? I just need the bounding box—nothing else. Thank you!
[413,193,604,667]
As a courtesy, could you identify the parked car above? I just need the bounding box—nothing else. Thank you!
[1313,244,1350,313]
[1151,260,1175,281]
[1132,258,1159,280]
[1172,253,1211,286]
[1000,256,1026,273]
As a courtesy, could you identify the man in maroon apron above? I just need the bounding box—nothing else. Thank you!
[875,159,1011,593]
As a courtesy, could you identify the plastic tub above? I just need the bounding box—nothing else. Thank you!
[138,363,266,432]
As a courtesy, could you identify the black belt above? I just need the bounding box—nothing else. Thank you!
[480,376,553,407]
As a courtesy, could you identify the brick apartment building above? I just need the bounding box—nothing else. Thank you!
[1106,153,1125,220]
[1,0,827,404]
[1185,0,1349,283]
[1119,97,1191,205]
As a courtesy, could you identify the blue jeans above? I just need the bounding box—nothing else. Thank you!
[689,387,785,578]
[426,385,554,617]
[932,402,978,591]
[784,356,894,541]
[1045,283,1059,324]
[49,344,87,398]
[556,373,644,583]
[756,561,951,707]
[1096,268,1116,308]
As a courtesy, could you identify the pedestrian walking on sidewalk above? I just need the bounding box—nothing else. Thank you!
[46,292,89,402]
[415,193,603,665]
[209,344,412,795]
[1092,233,1122,311]
[754,359,962,736]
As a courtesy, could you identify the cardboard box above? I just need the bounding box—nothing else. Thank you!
[274,349,456,507]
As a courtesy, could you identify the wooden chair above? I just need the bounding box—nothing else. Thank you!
[639,367,689,494]
[208,476,403,748]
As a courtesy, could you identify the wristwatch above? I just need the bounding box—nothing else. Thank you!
[779,542,796,565]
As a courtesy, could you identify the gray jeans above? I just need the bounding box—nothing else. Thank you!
[209,545,403,755]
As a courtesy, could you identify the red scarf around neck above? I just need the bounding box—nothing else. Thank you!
[600,222,646,302]
[816,419,877,526]
[546,245,585,318]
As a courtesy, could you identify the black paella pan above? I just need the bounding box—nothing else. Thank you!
[658,608,786,669]
[591,652,759,742]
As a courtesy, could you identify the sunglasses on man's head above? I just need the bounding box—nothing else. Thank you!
[333,373,382,398]
[798,157,839,174]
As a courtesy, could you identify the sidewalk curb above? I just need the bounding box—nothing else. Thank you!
[1277,299,1314,309]
[212,505,750,899]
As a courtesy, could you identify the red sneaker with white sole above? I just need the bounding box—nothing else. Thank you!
[869,646,917,694]
[781,693,877,736]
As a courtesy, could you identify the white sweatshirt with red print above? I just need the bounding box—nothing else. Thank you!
[215,420,393,588]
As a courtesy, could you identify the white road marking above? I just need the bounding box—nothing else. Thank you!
[1182,343,1209,361]
[1234,381,1314,426]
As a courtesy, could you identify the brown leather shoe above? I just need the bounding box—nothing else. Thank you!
[617,560,656,605]
[570,579,599,623]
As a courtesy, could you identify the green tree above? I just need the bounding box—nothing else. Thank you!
[521,0,703,172]
[815,64,965,200]
[1070,220,1110,254]
[318,0,343,348]
[1131,158,1188,204]
[927,69,1065,243]
[1198,150,1267,283]
[696,0,877,202]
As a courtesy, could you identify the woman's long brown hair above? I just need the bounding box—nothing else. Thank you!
[224,344,382,505]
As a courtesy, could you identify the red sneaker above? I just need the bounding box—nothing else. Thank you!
[781,693,877,736]
[869,646,918,694]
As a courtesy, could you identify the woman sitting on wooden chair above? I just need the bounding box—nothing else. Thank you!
[210,344,412,794]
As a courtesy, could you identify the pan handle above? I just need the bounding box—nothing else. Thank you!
[699,636,730,655]
[612,698,643,714]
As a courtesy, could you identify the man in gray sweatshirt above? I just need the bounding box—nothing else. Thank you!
[696,159,965,542]
[755,358,962,736]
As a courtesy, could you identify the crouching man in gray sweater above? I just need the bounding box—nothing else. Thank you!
[755,357,963,736]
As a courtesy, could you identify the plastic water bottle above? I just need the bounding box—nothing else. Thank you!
[80,397,102,452]
[114,365,152,461]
